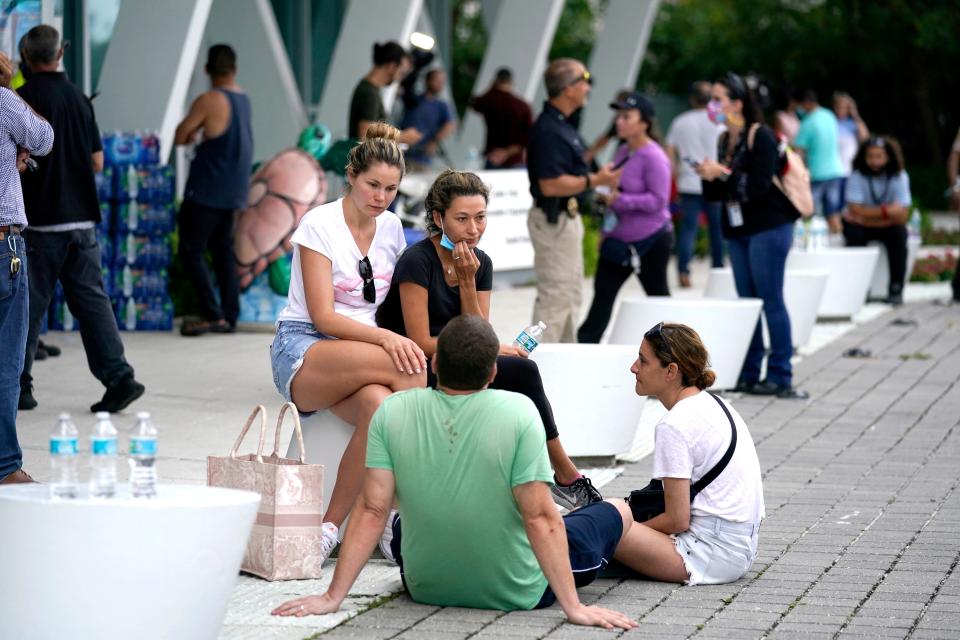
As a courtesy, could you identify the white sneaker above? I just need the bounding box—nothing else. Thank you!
[320,522,339,564]
[378,510,398,564]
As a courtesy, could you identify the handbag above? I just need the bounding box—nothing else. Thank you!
[207,403,327,580]
[627,393,738,522]
[747,123,814,218]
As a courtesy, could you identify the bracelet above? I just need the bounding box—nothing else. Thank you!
[880,204,889,221]
[584,174,591,190]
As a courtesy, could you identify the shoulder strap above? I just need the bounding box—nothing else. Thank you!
[746,123,761,151]
[691,392,738,496]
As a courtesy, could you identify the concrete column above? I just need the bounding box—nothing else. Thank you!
[95,0,213,162]
[448,0,563,166]
[580,0,660,157]
[316,0,423,139]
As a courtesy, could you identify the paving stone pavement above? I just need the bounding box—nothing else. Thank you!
[318,301,960,639]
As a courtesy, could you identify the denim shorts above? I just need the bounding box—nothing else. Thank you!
[270,320,335,402]
[672,515,760,585]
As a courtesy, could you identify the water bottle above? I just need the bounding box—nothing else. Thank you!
[807,216,827,251]
[465,146,482,172]
[89,412,118,499]
[126,164,139,201]
[513,321,547,354]
[50,413,79,499]
[793,221,806,251]
[129,411,158,498]
[908,208,921,240]
[125,297,138,331]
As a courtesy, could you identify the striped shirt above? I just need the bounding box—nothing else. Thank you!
[0,86,54,226]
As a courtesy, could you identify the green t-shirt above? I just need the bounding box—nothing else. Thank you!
[366,387,553,610]
[794,106,843,181]
[349,78,387,140]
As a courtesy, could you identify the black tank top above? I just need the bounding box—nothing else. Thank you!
[184,88,253,210]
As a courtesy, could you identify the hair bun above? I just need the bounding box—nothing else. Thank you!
[696,370,716,390]
[363,121,401,142]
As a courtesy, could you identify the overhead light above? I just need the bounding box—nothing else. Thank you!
[410,32,435,51]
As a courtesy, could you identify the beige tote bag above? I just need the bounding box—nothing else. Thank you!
[207,403,326,580]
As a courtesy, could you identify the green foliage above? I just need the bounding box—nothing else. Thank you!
[644,0,960,210]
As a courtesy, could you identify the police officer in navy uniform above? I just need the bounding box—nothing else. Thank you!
[526,59,620,343]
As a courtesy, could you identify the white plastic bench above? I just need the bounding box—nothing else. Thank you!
[704,267,829,348]
[786,247,880,319]
[286,410,354,510]
[605,297,763,390]
[868,235,921,300]
[529,343,646,464]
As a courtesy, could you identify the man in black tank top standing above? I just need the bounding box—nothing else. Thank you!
[174,44,253,336]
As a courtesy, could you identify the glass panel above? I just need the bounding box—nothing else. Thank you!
[88,0,120,90]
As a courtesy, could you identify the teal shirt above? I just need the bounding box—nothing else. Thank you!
[794,106,844,181]
[366,387,553,610]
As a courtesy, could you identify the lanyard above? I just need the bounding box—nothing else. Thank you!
[867,176,891,204]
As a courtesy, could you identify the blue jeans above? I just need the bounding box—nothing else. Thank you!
[0,233,28,480]
[727,223,794,387]
[811,178,843,217]
[677,194,724,274]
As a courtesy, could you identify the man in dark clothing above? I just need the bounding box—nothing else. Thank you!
[348,41,420,145]
[174,44,253,336]
[471,67,533,169]
[18,25,144,414]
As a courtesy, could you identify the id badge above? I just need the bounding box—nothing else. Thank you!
[727,202,744,228]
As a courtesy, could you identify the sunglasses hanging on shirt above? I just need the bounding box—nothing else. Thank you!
[358,256,376,304]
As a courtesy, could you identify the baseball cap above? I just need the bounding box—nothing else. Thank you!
[609,92,655,119]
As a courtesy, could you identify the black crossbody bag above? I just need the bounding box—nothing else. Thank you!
[626,393,737,522]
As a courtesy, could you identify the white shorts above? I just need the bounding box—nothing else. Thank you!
[672,515,760,585]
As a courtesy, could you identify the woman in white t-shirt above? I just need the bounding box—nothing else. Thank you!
[615,322,764,585]
[270,123,427,564]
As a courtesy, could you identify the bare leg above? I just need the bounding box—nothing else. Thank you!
[548,438,581,485]
[613,521,689,583]
[322,383,391,527]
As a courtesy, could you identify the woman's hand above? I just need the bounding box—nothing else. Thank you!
[452,240,480,285]
[695,159,730,181]
[379,330,427,375]
[499,343,529,358]
[271,593,341,617]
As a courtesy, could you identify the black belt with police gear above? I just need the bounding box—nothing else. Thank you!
[535,196,581,224]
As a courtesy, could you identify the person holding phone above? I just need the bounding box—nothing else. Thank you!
[578,92,673,344]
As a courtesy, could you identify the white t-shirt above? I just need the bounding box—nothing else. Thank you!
[652,391,765,524]
[278,198,406,327]
[665,109,724,195]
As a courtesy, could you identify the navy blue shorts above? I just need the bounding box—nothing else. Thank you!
[390,501,623,609]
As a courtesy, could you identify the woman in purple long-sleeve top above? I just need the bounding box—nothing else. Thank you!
[578,92,673,343]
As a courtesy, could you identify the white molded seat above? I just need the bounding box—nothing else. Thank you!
[705,267,829,348]
[529,343,646,459]
[605,297,763,390]
[286,410,354,508]
[786,247,880,318]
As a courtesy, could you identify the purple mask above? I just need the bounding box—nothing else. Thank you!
[707,100,727,124]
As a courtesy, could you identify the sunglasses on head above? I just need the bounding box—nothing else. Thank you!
[568,70,592,88]
[358,256,375,304]
[644,322,676,364]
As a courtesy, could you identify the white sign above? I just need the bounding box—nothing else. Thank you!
[475,169,534,272]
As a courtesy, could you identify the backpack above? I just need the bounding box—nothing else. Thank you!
[748,124,814,218]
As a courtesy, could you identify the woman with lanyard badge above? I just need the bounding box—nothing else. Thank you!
[270,123,427,566]
[697,73,807,400]
[842,136,912,305]
[577,92,673,344]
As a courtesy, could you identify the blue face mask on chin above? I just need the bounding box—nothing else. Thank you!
[439,222,456,250]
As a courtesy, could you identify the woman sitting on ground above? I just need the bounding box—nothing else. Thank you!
[270,123,427,565]
[614,322,764,585]
[376,169,602,510]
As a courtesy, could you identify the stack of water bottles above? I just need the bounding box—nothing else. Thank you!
[92,130,175,331]
[49,411,158,500]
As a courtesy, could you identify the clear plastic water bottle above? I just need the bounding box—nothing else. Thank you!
[908,208,921,240]
[807,216,827,251]
[793,220,806,251]
[129,412,158,498]
[90,412,118,499]
[126,164,139,201]
[50,413,79,500]
[513,321,547,354]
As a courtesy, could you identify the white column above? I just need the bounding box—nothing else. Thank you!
[580,0,660,156]
[448,0,564,167]
[96,0,214,163]
[316,0,423,139]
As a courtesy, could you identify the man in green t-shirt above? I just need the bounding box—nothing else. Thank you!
[272,316,636,629]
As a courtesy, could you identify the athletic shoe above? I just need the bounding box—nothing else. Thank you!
[18,386,37,411]
[90,377,145,413]
[379,510,399,564]
[550,476,603,511]
[320,522,340,565]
